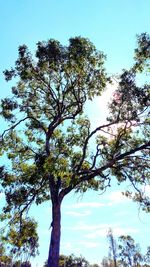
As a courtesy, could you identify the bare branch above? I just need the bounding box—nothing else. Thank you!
[0,117,29,140]
[76,120,118,172]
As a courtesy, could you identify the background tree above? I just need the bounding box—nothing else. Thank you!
[101,257,109,267]
[1,216,38,258]
[0,34,150,267]
[107,229,117,267]
[104,233,150,267]
[117,235,143,267]
[0,233,33,267]
[61,254,90,267]
[44,254,90,267]
[101,257,115,267]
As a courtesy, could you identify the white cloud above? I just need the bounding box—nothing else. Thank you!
[106,191,130,205]
[71,222,112,231]
[70,222,138,240]
[115,210,130,217]
[64,191,128,212]
[0,192,5,200]
[65,210,91,217]
[61,240,99,254]
[85,226,138,239]
[63,191,128,212]
[143,185,150,196]
[60,242,80,256]
[97,81,117,111]
[72,202,105,209]
[86,80,118,128]
[113,227,138,236]
[61,241,73,251]
[78,240,99,248]
[85,229,108,239]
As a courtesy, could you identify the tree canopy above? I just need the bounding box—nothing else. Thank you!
[0,33,150,266]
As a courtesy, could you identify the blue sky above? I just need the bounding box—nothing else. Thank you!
[0,0,150,266]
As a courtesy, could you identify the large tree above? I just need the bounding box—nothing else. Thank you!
[0,34,150,267]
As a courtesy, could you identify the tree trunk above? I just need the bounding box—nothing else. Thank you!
[47,201,61,267]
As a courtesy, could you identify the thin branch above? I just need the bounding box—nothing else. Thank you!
[76,120,118,173]
[1,116,47,142]
[123,170,144,200]
[0,117,29,140]
[89,144,101,170]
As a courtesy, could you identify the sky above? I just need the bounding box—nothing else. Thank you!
[0,0,150,266]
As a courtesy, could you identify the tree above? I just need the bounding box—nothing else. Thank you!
[107,229,117,267]
[59,254,90,267]
[101,257,115,267]
[105,233,150,267]
[0,34,150,267]
[117,235,143,267]
[44,254,90,267]
[1,216,38,258]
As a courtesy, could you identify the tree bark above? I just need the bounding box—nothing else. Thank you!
[47,201,61,267]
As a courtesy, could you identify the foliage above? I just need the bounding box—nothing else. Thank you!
[0,242,32,266]
[134,33,150,72]
[12,261,31,267]
[118,235,143,267]
[44,254,99,267]
[59,254,90,267]
[0,216,38,259]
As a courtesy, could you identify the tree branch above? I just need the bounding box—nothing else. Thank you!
[80,140,150,181]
